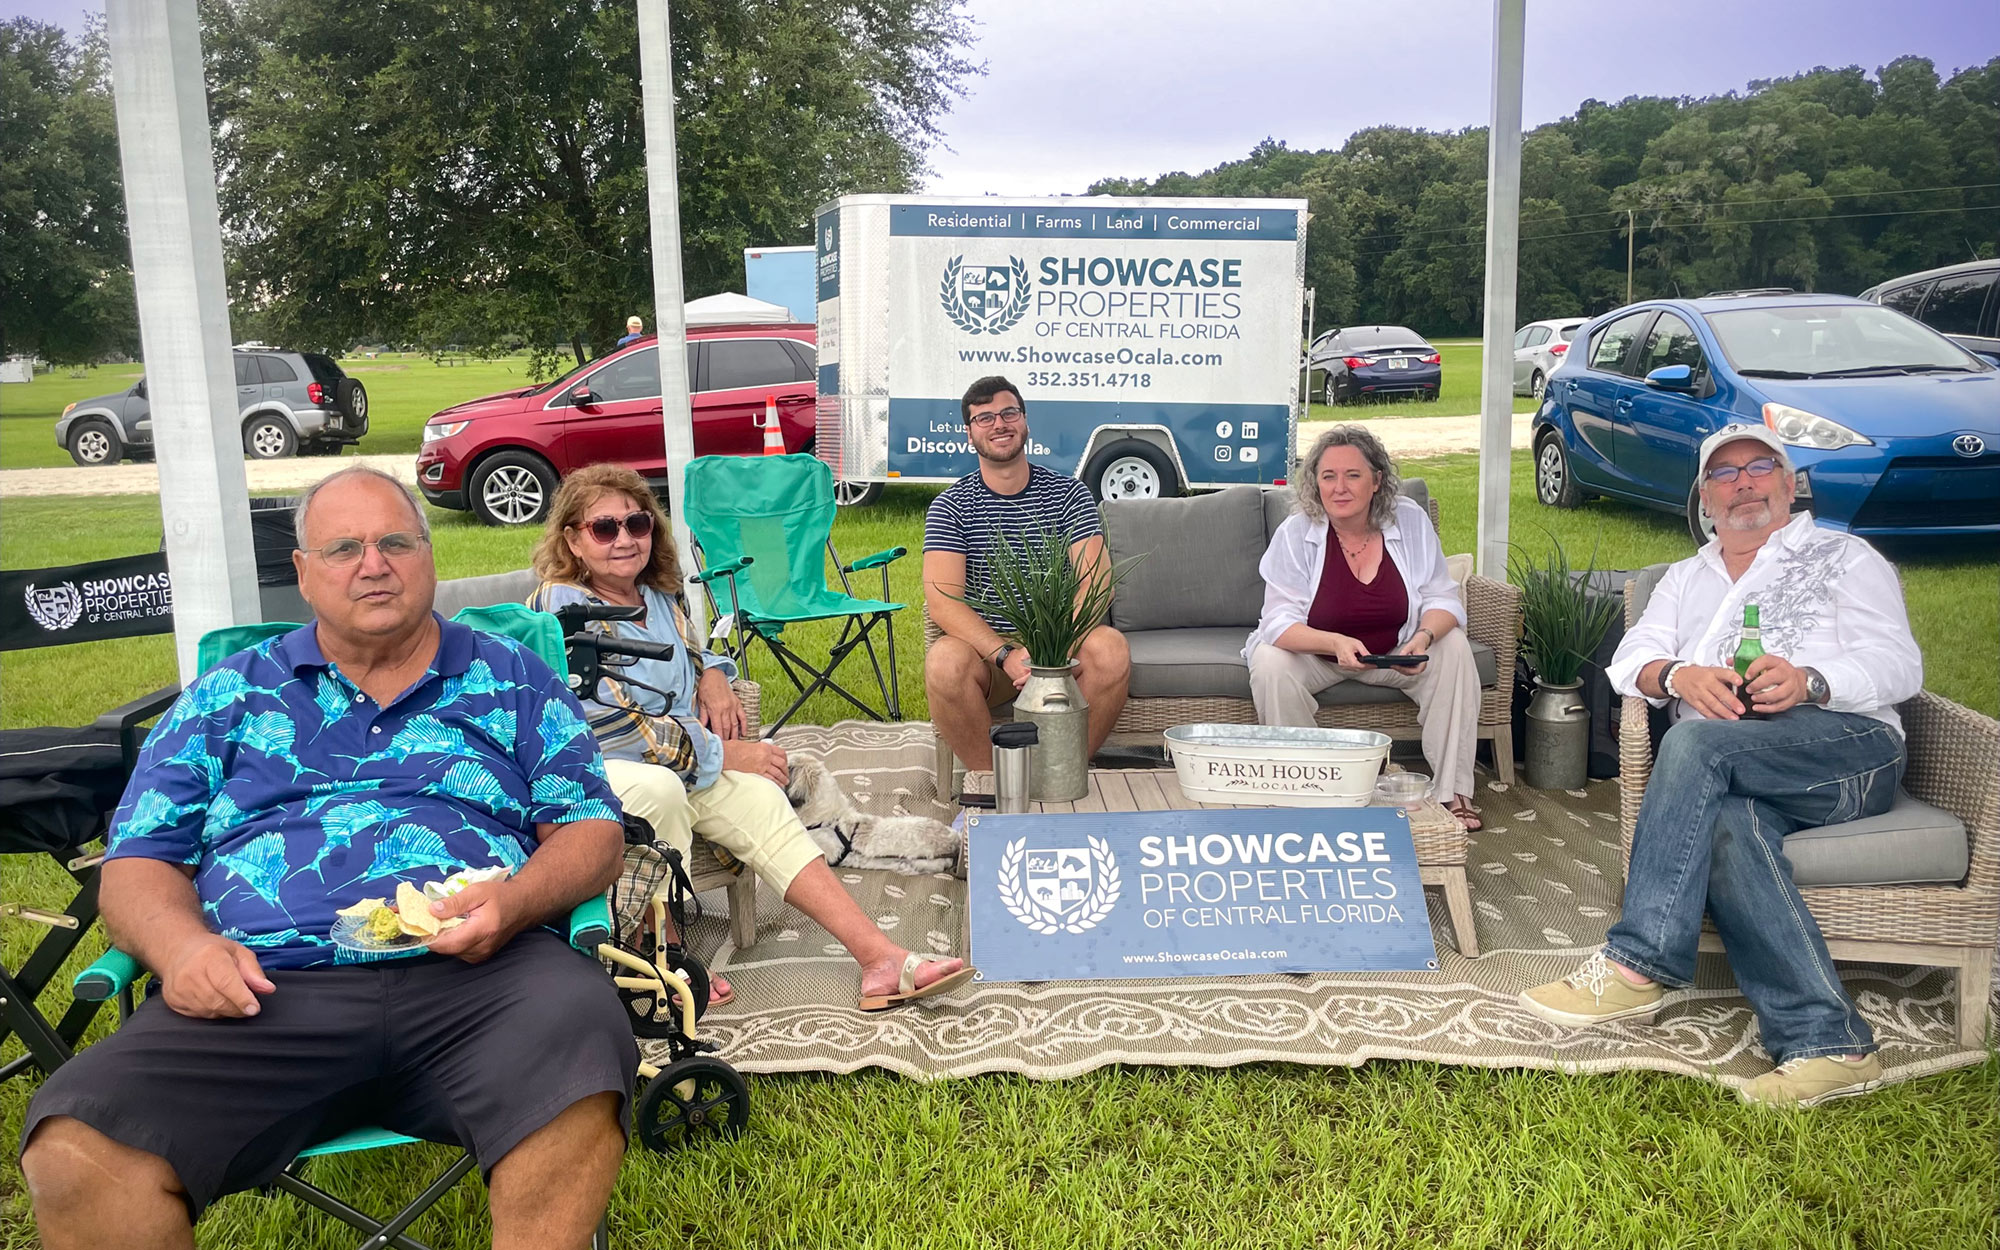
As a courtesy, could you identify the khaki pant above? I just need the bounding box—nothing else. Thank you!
[1247,629,1480,801]
[603,760,821,899]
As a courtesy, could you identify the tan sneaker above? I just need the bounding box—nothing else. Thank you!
[1518,951,1664,1027]
[1739,1054,1883,1108]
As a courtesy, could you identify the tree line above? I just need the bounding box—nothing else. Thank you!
[1093,57,1999,334]
[4,10,1994,368]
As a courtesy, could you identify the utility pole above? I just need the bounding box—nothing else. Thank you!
[1626,208,1636,306]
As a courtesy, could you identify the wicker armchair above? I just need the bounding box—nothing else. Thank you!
[1617,580,1999,1048]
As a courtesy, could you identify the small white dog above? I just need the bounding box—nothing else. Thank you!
[785,758,959,875]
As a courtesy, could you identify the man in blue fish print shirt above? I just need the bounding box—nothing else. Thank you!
[22,467,632,1250]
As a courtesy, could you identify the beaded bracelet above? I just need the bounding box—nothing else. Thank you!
[1659,660,1685,699]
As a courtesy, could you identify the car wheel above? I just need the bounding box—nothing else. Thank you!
[1530,370,1546,400]
[470,451,557,526]
[243,415,296,459]
[1322,375,1341,406]
[336,378,368,429]
[1083,439,1179,502]
[68,419,124,466]
[1534,431,1583,509]
[1685,481,1716,545]
[834,479,883,507]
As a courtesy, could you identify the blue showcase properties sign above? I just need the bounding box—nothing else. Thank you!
[967,809,1437,983]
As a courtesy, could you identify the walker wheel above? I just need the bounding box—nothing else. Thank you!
[666,949,711,1024]
[635,1056,750,1152]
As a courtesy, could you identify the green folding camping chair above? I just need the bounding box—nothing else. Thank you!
[71,618,613,1250]
[682,454,907,734]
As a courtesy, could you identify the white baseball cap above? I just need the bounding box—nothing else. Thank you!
[1696,423,1789,481]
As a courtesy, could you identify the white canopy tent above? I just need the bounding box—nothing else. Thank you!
[683,292,794,326]
[107,0,1523,676]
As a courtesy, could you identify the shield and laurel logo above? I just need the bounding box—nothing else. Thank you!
[997,837,1121,934]
[24,582,84,632]
[940,255,1031,336]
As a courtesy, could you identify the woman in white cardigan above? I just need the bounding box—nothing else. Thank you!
[1245,425,1483,828]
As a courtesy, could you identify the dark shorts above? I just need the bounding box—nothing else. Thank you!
[20,930,636,1216]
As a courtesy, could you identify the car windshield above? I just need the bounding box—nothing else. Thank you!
[524,355,600,396]
[1331,326,1428,352]
[1705,304,1988,378]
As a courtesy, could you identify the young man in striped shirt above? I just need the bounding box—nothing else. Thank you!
[922,376,1130,771]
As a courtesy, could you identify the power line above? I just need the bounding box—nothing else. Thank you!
[1336,181,2000,247]
[1344,200,2000,260]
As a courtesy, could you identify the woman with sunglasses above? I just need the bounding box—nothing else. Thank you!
[527,464,972,1012]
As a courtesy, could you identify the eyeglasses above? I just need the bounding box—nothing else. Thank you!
[967,406,1026,429]
[578,511,656,544]
[1703,456,1780,485]
[302,532,428,568]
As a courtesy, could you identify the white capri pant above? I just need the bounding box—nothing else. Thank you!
[1247,629,1481,801]
[603,759,821,899]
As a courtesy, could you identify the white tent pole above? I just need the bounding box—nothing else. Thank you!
[1475,0,1525,579]
[106,0,260,683]
[635,0,703,621]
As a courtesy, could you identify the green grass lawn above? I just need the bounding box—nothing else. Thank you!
[1304,341,1541,422]
[0,353,547,470]
[3,460,1995,1247]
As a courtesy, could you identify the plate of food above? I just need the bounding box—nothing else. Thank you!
[330,881,463,952]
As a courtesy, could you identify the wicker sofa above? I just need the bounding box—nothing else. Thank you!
[931,481,1522,788]
[1617,565,1999,1048]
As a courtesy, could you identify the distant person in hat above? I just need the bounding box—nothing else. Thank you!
[617,316,645,348]
[1518,424,1923,1107]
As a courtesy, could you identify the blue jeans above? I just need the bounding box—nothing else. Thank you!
[1604,705,1904,1064]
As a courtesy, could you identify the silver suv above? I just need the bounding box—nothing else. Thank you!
[56,349,370,465]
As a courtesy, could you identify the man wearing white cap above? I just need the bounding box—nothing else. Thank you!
[1519,423,1923,1106]
[617,316,645,348]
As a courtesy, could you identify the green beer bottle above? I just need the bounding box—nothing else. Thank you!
[1733,602,1765,718]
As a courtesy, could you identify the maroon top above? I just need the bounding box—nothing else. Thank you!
[1307,535,1408,655]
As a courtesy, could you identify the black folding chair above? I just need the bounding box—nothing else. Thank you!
[0,687,176,1083]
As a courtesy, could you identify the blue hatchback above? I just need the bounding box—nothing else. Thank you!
[1531,294,2000,540]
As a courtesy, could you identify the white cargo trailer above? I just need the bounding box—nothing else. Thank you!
[812,194,1309,503]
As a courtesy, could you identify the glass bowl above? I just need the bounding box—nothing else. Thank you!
[1373,771,1431,806]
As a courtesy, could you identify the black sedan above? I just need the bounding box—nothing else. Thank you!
[1307,325,1441,404]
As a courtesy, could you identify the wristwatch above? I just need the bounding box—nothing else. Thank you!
[993,644,1016,669]
[1803,667,1830,706]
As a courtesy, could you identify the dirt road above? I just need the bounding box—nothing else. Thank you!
[0,413,1532,499]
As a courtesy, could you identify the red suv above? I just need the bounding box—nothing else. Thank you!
[416,324,817,525]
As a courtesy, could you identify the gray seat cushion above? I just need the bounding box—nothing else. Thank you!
[1784,790,1969,887]
[1104,487,1267,632]
[1126,628,1496,701]
[433,568,541,618]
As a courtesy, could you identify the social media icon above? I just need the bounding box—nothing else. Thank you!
[1240,422,1259,439]
[1240,447,1259,463]
[1214,445,1233,462]
[1214,421,1234,439]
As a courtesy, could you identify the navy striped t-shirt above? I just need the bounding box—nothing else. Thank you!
[924,463,1102,631]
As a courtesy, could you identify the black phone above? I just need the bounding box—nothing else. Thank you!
[1358,653,1428,667]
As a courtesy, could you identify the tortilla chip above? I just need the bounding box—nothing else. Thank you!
[396,881,442,937]
[336,896,387,919]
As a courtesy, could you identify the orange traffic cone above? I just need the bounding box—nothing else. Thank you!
[760,396,785,455]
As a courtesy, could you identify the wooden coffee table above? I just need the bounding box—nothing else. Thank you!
[960,768,1477,957]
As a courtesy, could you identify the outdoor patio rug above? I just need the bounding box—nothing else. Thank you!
[651,722,1990,1095]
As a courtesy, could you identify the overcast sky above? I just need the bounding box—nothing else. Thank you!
[12,0,1998,196]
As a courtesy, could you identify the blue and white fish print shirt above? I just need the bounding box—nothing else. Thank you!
[104,617,621,969]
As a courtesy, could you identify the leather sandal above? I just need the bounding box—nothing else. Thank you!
[857,952,975,1012]
[1447,798,1482,831]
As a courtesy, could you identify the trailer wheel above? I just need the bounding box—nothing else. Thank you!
[1083,440,1179,502]
[834,480,883,508]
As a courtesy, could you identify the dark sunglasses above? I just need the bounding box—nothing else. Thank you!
[1703,456,1779,485]
[577,511,656,544]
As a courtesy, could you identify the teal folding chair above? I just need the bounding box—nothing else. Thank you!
[70,619,613,1250]
[681,454,907,734]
